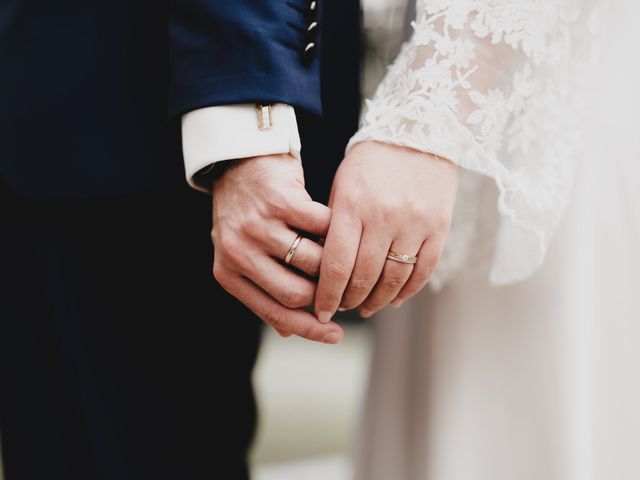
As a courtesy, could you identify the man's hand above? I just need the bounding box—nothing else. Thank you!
[212,154,343,344]
[315,141,459,323]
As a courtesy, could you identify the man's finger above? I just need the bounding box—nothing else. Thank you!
[238,254,318,309]
[225,274,344,344]
[283,200,332,238]
[274,328,293,338]
[262,228,323,277]
[315,211,362,323]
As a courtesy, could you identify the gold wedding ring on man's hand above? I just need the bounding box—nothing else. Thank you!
[386,250,418,265]
[284,234,303,265]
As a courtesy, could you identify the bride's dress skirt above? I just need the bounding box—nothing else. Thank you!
[355,5,640,480]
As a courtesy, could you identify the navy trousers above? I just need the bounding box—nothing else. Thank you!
[0,185,261,479]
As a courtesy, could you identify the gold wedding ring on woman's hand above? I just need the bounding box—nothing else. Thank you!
[386,250,418,265]
[284,234,303,265]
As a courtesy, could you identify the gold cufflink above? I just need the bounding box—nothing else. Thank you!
[256,104,273,130]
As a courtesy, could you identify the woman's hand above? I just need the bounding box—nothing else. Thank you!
[315,141,459,322]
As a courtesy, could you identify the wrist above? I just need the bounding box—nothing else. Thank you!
[348,140,458,170]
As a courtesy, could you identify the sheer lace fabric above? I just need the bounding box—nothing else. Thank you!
[348,0,600,287]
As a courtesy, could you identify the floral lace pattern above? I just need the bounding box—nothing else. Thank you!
[348,0,599,287]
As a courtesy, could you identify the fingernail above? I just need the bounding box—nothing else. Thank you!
[390,299,404,308]
[337,307,349,312]
[318,311,333,324]
[360,309,374,318]
[322,332,342,344]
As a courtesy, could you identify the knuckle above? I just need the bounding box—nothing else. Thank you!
[281,288,309,309]
[297,323,314,340]
[266,224,284,247]
[347,276,371,296]
[243,215,264,238]
[431,212,451,232]
[383,273,408,290]
[408,202,428,220]
[275,328,292,338]
[341,192,361,211]
[324,261,350,282]
[317,292,340,312]
[380,201,401,222]
[267,191,292,218]
[217,235,243,263]
[212,263,229,287]
[263,308,284,330]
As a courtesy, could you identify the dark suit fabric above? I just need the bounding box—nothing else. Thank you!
[0,187,261,480]
[0,0,361,478]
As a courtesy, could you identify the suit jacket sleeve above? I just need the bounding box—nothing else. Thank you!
[168,0,322,118]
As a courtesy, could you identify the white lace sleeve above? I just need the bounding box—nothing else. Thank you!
[348,0,600,287]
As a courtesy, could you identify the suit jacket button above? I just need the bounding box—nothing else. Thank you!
[302,42,317,63]
[306,21,319,40]
[307,1,318,20]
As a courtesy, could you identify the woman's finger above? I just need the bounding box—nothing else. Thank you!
[315,212,363,323]
[358,237,423,317]
[390,236,442,307]
[339,227,391,310]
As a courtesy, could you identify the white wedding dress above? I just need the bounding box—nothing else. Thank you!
[348,1,640,479]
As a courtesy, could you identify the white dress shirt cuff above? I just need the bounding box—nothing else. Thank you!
[181,104,301,193]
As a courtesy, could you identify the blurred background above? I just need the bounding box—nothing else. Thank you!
[251,1,409,478]
[250,322,369,480]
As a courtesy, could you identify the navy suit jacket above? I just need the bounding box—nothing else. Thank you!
[0,0,360,200]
